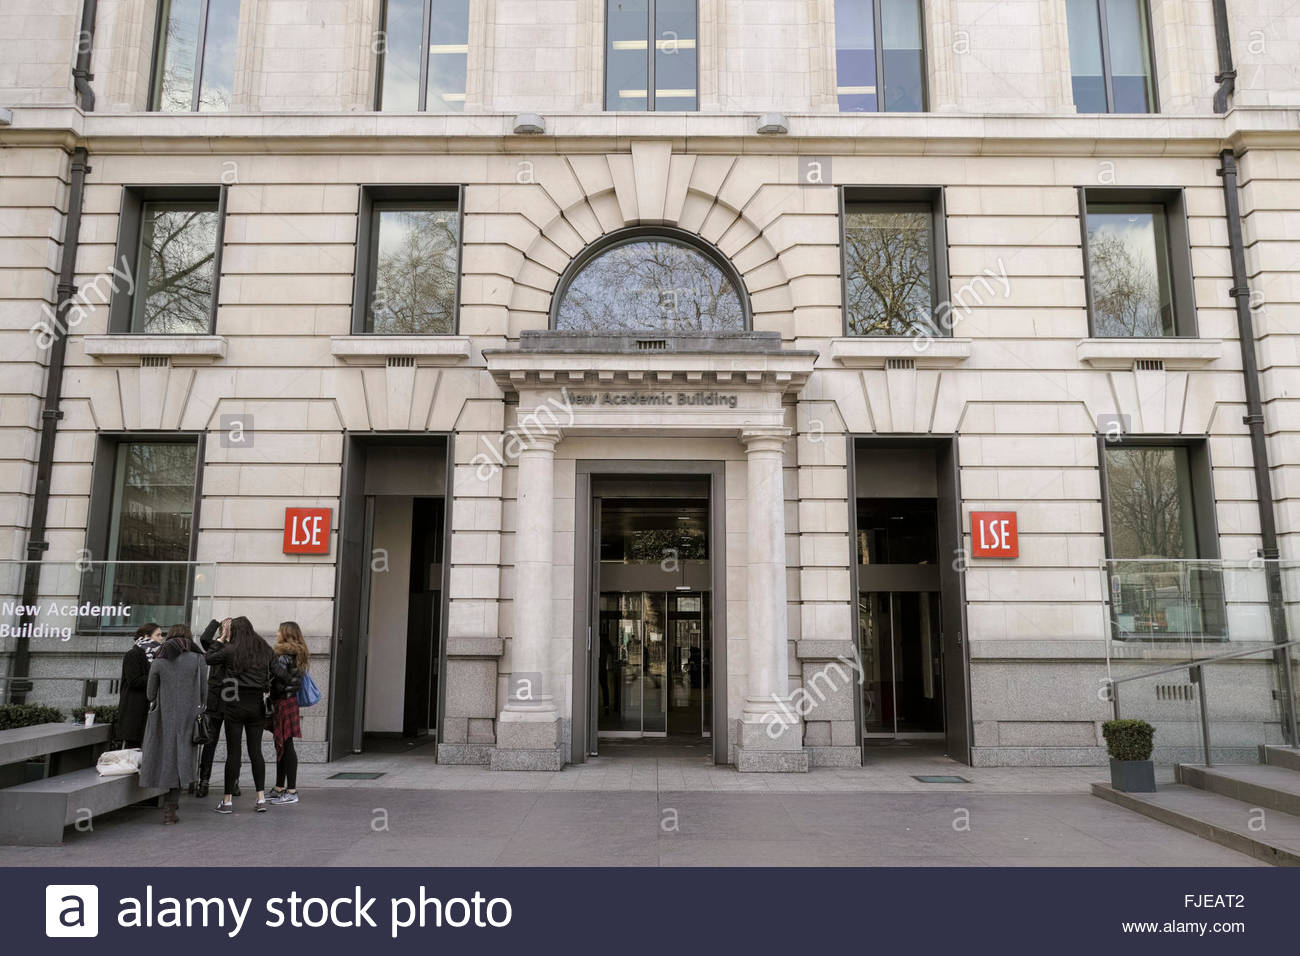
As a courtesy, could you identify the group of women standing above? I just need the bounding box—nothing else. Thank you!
[117,617,310,823]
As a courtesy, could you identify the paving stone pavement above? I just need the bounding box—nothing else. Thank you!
[0,748,1267,867]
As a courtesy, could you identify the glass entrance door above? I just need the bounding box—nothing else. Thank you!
[859,591,944,737]
[598,591,710,738]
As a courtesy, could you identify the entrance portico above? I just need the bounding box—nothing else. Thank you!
[484,332,816,771]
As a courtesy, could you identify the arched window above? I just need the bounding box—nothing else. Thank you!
[553,230,748,334]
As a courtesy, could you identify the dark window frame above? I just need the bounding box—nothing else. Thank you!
[351,184,464,335]
[1078,186,1195,338]
[831,0,930,113]
[1097,433,1225,641]
[602,0,700,112]
[840,185,951,338]
[373,0,471,111]
[82,431,206,636]
[1067,0,1160,114]
[147,0,232,112]
[109,185,227,335]
[548,225,752,331]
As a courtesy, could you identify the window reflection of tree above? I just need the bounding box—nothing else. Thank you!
[137,207,218,334]
[370,210,459,334]
[1107,448,1189,559]
[844,210,932,336]
[1089,230,1166,337]
[557,240,744,333]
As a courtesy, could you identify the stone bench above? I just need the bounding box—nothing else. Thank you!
[0,768,165,846]
[0,722,112,787]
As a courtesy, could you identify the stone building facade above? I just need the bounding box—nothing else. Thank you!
[2,0,1299,770]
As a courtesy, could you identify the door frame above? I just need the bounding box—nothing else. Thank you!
[329,432,453,760]
[572,460,728,765]
[849,435,972,765]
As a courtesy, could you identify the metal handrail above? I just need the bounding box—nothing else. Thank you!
[1106,639,1300,766]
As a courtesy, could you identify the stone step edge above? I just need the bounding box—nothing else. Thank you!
[1090,783,1300,867]
[1177,764,1300,818]
[1261,746,1300,773]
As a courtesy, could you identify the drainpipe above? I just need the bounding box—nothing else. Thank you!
[1217,148,1299,746]
[1211,0,1235,114]
[10,147,91,705]
[72,0,97,111]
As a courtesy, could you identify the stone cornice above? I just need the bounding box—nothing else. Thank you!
[5,106,1300,156]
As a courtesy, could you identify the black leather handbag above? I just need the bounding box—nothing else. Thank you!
[192,708,215,746]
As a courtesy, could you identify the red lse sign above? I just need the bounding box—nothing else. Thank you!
[283,507,332,555]
[971,511,1018,558]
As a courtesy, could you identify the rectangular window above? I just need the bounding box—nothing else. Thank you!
[377,0,470,111]
[354,187,462,334]
[605,0,698,111]
[1104,441,1223,639]
[150,0,241,112]
[1081,188,1192,337]
[843,188,948,337]
[833,0,926,112]
[110,187,226,335]
[1066,0,1156,113]
[99,439,200,629]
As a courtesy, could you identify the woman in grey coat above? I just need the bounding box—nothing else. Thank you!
[140,624,206,825]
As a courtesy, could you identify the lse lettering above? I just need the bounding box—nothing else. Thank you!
[971,512,1018,558]
[283,508,332,555]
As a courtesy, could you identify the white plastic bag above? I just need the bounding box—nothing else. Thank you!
[96,747,142,776]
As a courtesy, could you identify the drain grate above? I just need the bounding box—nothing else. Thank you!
[912,774,970,784]
[327,771,386,780]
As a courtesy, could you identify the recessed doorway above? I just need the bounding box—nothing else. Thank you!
[572,464,727,765]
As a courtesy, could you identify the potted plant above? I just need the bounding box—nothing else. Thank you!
[1103,718,1157,793]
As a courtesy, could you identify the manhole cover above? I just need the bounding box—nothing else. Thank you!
[912,775,970,784]
[327,771,386,780]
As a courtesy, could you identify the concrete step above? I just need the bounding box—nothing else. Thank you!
[1092,783,1300,866]
[1260,746,1300,772]
[1177,763,1300,817]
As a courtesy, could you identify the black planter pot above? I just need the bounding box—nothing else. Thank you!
[1110,758,1156,793]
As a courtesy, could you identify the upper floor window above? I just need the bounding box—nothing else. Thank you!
[110,186,226,334]
[150,0,241,111]
[832,0,925,112]
[377,0,470,111]
[353,186,462,334]
[605,0,698,111]
[1066,0,1156,113]
[843,188,949,337]
[1080,188,1194,337]
[554,232,745,333]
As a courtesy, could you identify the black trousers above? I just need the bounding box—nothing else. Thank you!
[223,690,266,795]
[198,714,220,779]
[275,737,297,790]
[164,787,180,809]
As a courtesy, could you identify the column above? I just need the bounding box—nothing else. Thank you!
[736,427,808,772]
[489,429,564,771]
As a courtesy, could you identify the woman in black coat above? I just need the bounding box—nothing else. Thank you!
[205,616,274,813]
[195,617,233,798]
[118,622,163,747]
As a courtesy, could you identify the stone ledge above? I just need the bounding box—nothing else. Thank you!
[437,743,492,765]
[81,334,227,365]
[1076,337,1223,370]
[971,746,1106,767]
[489,749,564,771]
[796,639,857,660]
[445,636,504,658]
[828,337,972,368]
[330,335,474,365]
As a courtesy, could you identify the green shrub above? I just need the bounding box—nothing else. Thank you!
[70,705,119,727]
[1103,719,1156,761]
[0,704,64,730]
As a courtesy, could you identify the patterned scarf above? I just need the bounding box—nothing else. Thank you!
[134,635,161,663]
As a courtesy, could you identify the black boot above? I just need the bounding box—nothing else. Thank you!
[194,778,209,799]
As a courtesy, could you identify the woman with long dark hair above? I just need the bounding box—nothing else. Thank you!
[204,616,273,813]
[118,622,163,748]
[268,621,308,805]
[140,624,205,824]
